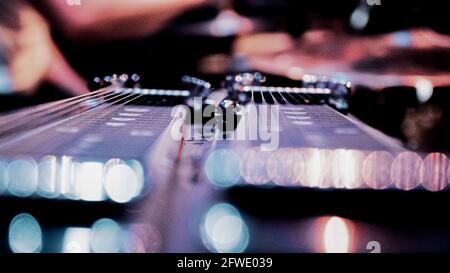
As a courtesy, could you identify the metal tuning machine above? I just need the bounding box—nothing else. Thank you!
[301,74,352,113]
[88,73,141,91]
[181,75,212,109]
[213,72,267,134]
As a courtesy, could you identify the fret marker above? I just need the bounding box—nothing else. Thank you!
[56,127,80,134]
[105,122,126,127]
[284,111,307,115]
[118,112,141,117]
[286,116,311,120]
[112,117,136,122]
[292,121,313,126]
[124,107,150,113]
[130,130,154,137]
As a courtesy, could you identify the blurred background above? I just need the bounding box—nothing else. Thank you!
[1,0,450,254]
[1,0,449,152]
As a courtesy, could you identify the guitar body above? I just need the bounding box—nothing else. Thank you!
[0,76,448,253]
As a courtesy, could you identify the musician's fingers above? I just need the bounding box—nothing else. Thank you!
[2,2,87,96]
[8,4,52,94]
[45,42,88,96]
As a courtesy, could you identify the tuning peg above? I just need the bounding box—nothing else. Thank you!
[216,99,244,132]
[118,74,129,84]
[301,74,319,88]
[103,74,119,84]
[332,80,352,98]
[130,74,141,86]
[181,76,212,109]
[88,76,109,91]
[181,75,211,98]
[223,72,266,105]
[328,79,352,113]
[120,73,141,88]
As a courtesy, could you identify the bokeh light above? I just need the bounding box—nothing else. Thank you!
[7,157,38,197]
[37,156,61,198]
[62,227,91,253]
[205,149,242,188]
[322,216,350,253]
[201,203,249,253]
[391,152,423,190]
[9,213,43,253]
[415,78,434,103]
[363,151,394,189]
[297,149,330,188]
[0,160,8,195]
[60,156,77,200]
[267,148,303,186]
[350,5,370,31]
[90,218,124,253]
[104,161,140,203]
[240,148,271,185]
[329,149,366,189]
[127,160,145,196]
[75,162,105,202]
[420,153,449,192]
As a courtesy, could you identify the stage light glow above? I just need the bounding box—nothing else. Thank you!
[7,158,38,197]
[205,149,242,188]
[104,163,139,203]
[127,160,145,197]
[37,156,60,198]
[240,148,271,185]
[448,163,450,188]
[75,162,105,202]
[323,217,350,253]
[330,149,366,189]
[62,228,91,253]
[209,10,244,37]
[415,78,434,103]
[60,156,77,199]
[363,151,394,189]
[267,148,303,186]
[391,152,423,190]
[392,31,412,47]
[308,149,325,187]
[8,213,42,253]
[201,203,249,253]
[90,218,124,253]
[350,5,370,31]
[297,149,328,188]
[420,153,449,192]
[0,160,8,195]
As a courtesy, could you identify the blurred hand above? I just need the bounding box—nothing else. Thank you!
[1,2,87,95]
[45,0,212,40]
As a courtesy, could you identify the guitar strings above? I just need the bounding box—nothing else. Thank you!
[0,88,141,148]
[41,90,147,136]
[38,87,186,154]
[0,91,115,136]
[0,88,123,138]
[0,88,111,127]
[0,88,115,135]
[35,91,151,154]
[38,92,181,155]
